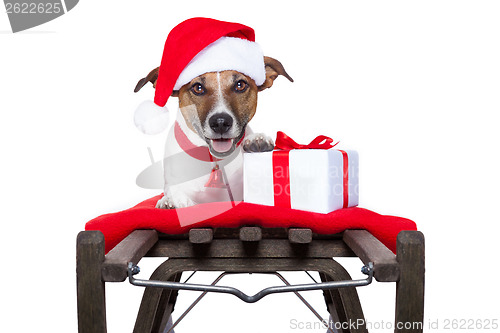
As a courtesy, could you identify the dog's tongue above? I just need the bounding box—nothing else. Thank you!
[211,139,233,153]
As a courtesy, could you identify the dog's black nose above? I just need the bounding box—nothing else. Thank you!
[208,113,233,134]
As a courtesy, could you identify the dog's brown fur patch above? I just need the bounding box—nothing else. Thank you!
[177,71,258,133]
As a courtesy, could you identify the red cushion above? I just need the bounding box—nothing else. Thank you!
[85,195,417,254]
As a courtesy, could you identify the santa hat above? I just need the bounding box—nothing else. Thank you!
[134,17,266,135]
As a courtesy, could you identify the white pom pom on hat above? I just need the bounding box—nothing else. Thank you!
[134,100,170,135]
[133,17,265,135]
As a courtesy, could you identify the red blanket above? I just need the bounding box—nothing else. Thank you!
[85,195,416,254]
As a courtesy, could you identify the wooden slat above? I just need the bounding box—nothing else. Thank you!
[343,230,399,282]
[77,231,107,333]
[213,227,289,239]
[239,226,262,241]
[102,230,158,282]
[395,231,425,333]
[288,228,313,244]
[156,229,344,240]
[146,239,355,258]
[189,228,213,244]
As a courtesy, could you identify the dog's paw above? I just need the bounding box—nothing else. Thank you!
[242,133,274,153]
[155,196,176,209]
[156,189,196,209]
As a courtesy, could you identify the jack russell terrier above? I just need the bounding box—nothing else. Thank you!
[133,18,293,209]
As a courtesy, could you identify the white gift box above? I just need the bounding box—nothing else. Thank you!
[243,149,359,214]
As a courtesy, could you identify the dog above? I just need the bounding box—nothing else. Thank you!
[134,57,293,209]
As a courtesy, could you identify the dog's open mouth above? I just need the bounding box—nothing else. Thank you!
[210,138,234,155]
[205,130,245,158]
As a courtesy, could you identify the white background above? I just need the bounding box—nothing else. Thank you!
[1,1,499,332]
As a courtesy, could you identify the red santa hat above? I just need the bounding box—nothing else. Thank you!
[134,17,266,135]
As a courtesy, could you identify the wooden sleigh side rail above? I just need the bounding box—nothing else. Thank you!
[77,228,424,333]
[343,229,425,332]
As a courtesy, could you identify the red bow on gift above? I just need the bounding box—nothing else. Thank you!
[275,131,339,150]
[272,131,347,210]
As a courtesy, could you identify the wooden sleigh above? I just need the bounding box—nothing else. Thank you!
[77,226,424,333]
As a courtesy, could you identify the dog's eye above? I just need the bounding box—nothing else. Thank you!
[191,83,205,96]
[234,80,248,93]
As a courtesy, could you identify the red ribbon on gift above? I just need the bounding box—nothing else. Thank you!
[272,131,349,210]
[275,131,339,151]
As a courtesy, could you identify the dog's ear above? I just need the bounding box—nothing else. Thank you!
[258,56,294,92]
[134,67,159,93]
[134,67,180,97]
